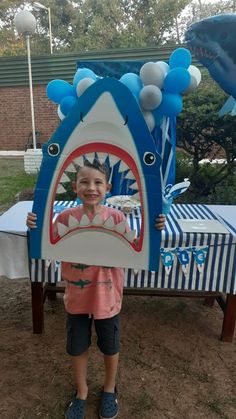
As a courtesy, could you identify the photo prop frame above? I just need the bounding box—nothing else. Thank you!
[30,78,163,271]
[29,49,200,271]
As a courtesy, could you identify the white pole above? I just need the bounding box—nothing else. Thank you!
[48,7,53,54]
[26,34,37,150]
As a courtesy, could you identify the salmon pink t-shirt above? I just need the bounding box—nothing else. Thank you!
[55,206,129,319]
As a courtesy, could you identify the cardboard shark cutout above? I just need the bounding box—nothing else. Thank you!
[30,78,163,271]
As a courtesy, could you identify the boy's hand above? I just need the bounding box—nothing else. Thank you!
[155,214,166,230]
[26,212,37,229]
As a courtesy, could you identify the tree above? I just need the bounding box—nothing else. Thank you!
[0,0,192,55]
[177,73,236,195]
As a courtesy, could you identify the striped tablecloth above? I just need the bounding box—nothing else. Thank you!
[30,201,236,294]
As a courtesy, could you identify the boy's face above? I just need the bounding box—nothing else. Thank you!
[73,166,111,206]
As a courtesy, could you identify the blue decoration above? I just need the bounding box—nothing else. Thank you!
[169,48,192,69]
[30,78,163,272]
[60,96,77,116]
[119,73,143,100]
[46,80,75,104]
[73,68,97,86]
[185,14,236,115]
[156,92,183,117]
[164,68,191,93]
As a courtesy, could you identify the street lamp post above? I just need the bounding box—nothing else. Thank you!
[14,10,37,150]
[33,2,53,54]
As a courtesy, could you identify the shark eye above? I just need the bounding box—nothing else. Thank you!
[143,152,156,166]
[48,143,60,156]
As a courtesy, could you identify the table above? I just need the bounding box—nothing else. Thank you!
[1,201,236,341]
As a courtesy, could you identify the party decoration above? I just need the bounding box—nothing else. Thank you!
[139,85,162,110]
[160,246,209,275]
[46,79,75,104]
[73,68,97,86]
[176,247,191,276]
[160,248,175,275]
[76,77,95,97]
[185,14,236,115]
[156,61,170,77]
[140,62,164,88]
[192,246,209,273]
[31,45,201,264]
[119,72,143,100]
[169,48,192,69]
[164,68,191,94]
[60,96,77,116]
[30,78,163,271]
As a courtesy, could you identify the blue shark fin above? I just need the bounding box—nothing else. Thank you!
[218,96,236,117]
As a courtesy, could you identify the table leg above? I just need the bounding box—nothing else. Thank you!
[31,282,44,334]
[221,294,236,342]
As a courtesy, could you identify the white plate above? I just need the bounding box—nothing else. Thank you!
[106,195,141,209]
[178,219,229,234]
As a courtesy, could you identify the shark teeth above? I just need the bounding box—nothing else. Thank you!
[55,215,136,243]
[57,184,67,194]
[65,163,76,173]
[124,170,136,180]
[96,152,108,164]
[104,216,115,229]
[129,181,138,190]
[60,172,70,183]
[85,152,96,163]
[68,215,79,228]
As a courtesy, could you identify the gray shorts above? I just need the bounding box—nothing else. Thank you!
[66,313,120,356]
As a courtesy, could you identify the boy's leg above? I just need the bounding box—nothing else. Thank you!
[72,351,89,399]
[66,313,93,399]
[103,353,119,393]
[95,314,120,392]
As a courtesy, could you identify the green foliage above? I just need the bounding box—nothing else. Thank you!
[175,151,236,204]
[0,158,37,212]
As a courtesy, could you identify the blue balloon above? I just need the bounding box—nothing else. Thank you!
[60,95,77,116]
[164,68,191,93]
[46,79,75,104]
[119,73,143,99]
[155,92,183,117]
[169,48,192,69]
[73,68,97,86]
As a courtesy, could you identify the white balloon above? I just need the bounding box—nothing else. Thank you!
[140,62,164,88]
[188,65,201,85]
[139,85,162,111]
[143,111,155,132]
[76,77,95,97]
[57,105,65,120]
[183,74,198,94]
[156,61,170,77]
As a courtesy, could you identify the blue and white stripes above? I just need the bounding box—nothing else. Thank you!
[30,202,236,294]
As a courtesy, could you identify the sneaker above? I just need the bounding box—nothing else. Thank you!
[65,394,86,419]
[99,389,118,419]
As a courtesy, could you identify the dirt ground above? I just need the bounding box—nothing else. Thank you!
[0,276,236,419]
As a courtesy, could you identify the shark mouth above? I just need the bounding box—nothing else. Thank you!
[188,45,217,62]
[49,143,143,252]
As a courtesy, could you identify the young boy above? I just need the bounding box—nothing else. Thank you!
[27,160,166,419]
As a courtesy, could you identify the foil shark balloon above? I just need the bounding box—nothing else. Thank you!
[30,78,163,271]
[185,14,236,116]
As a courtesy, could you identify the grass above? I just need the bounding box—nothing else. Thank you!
[0,157,37,213]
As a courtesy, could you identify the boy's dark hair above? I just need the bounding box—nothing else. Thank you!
[76,159,110,182]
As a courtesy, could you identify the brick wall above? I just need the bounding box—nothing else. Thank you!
[0,85,58,150]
